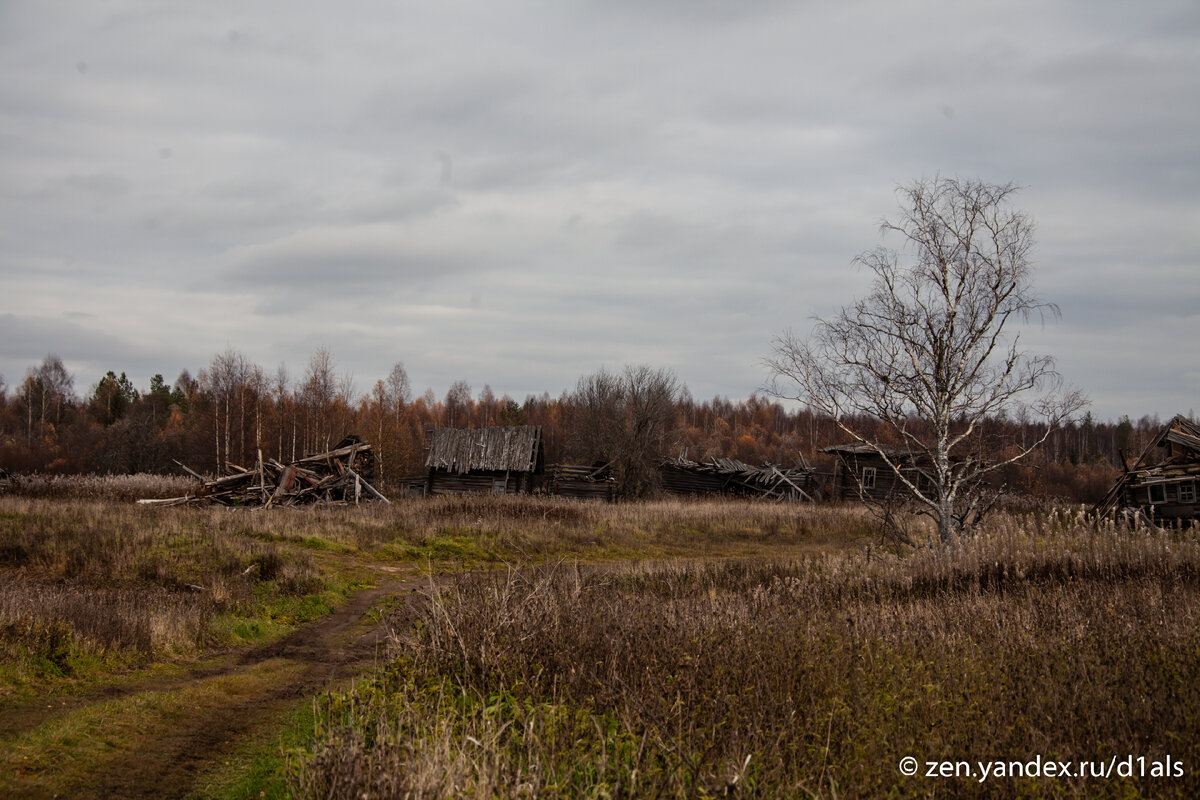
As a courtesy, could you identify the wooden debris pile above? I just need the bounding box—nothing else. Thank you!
[546,463,617,501]
[660,456,818,501]
[139,436,389,508]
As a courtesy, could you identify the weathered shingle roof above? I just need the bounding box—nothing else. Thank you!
[425,426,543,474]
[1162,416,1200,454]
[821,443,914,458]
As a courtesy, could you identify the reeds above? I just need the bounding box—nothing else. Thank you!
[6,473,194,501]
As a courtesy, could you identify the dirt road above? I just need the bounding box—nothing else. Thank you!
[0,573,432,799]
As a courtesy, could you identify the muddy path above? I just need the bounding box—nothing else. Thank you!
[0,571,445,799]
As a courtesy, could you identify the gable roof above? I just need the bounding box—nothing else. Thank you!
[425,426,544,474]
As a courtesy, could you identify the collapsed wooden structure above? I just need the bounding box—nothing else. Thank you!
[139,436,388,507]
[659,456,818,501]
[1096,415,1200,521]
[425,425,545,495]
[545,463,618,502]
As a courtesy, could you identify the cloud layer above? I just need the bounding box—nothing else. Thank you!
[2,1,1197,419]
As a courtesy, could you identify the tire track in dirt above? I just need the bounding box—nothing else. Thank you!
[1,572,444,799]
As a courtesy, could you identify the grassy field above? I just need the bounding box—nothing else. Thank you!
[1,478,1198,797]
[290,509,1200,799]
[0,485,876,693]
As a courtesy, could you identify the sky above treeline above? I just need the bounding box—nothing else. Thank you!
[1,1,1197,423]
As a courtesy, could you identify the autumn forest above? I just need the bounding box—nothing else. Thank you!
[0,347,1161,504]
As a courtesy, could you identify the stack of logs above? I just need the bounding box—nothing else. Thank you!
[139,436,389,508]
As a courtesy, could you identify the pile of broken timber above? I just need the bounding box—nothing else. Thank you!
[660,456,817,502]
[139,439,389,508]
[546,463,617,501]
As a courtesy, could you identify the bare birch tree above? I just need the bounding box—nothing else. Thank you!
[766,177,1085,546]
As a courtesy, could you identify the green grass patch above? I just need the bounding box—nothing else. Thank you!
[378,532,497,565]
[298,535,356,554]
[188,695,318,800]
[289,662,671,799]
[209,613,292,645]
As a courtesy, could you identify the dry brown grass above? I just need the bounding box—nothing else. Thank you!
[0,490,872,690]
[0,496,325,685]
[203,493,881,563]
[290,511,1200,798]
[6,472,194,501]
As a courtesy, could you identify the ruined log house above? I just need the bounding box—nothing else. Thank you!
[1096,414,1200,521]
[425,425,545,495]
[545,463,618,501]
[659,456,818,501]
[821,443,936,504]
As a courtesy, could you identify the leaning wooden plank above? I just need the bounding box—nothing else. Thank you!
[254,450,264,503]
[294,443,370,464]
[137,496,194,506]
[173,460,208,482]
[345,467,390,503]
[263,465,297,509]
[770,466,814,502]
[206,472,256,488]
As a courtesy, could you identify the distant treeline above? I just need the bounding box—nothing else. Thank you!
[0,348,1166,504]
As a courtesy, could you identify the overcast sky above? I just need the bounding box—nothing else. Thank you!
[2,1,1197,422]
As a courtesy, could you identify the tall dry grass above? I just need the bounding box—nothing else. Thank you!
[0,496,322,682]
[5,472,194,501]
[194,493,882,562]
[291,512,1200,799]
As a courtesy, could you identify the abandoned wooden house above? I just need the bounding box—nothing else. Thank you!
[424,425,545,495]
[659,456,818,501]
[1096,415,1200,521]
[822,443,936,504]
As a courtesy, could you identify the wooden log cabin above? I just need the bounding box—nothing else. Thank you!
[425,425,545,496]
[1096,415,1200,521]
[821,443,935,503]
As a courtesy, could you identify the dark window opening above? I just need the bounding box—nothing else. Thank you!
[861,467,876,490]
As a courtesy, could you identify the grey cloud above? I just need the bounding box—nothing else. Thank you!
[60,172,132,196]
[1,0,1197,421]
[0,313,178,392]
[230,235,466,294]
